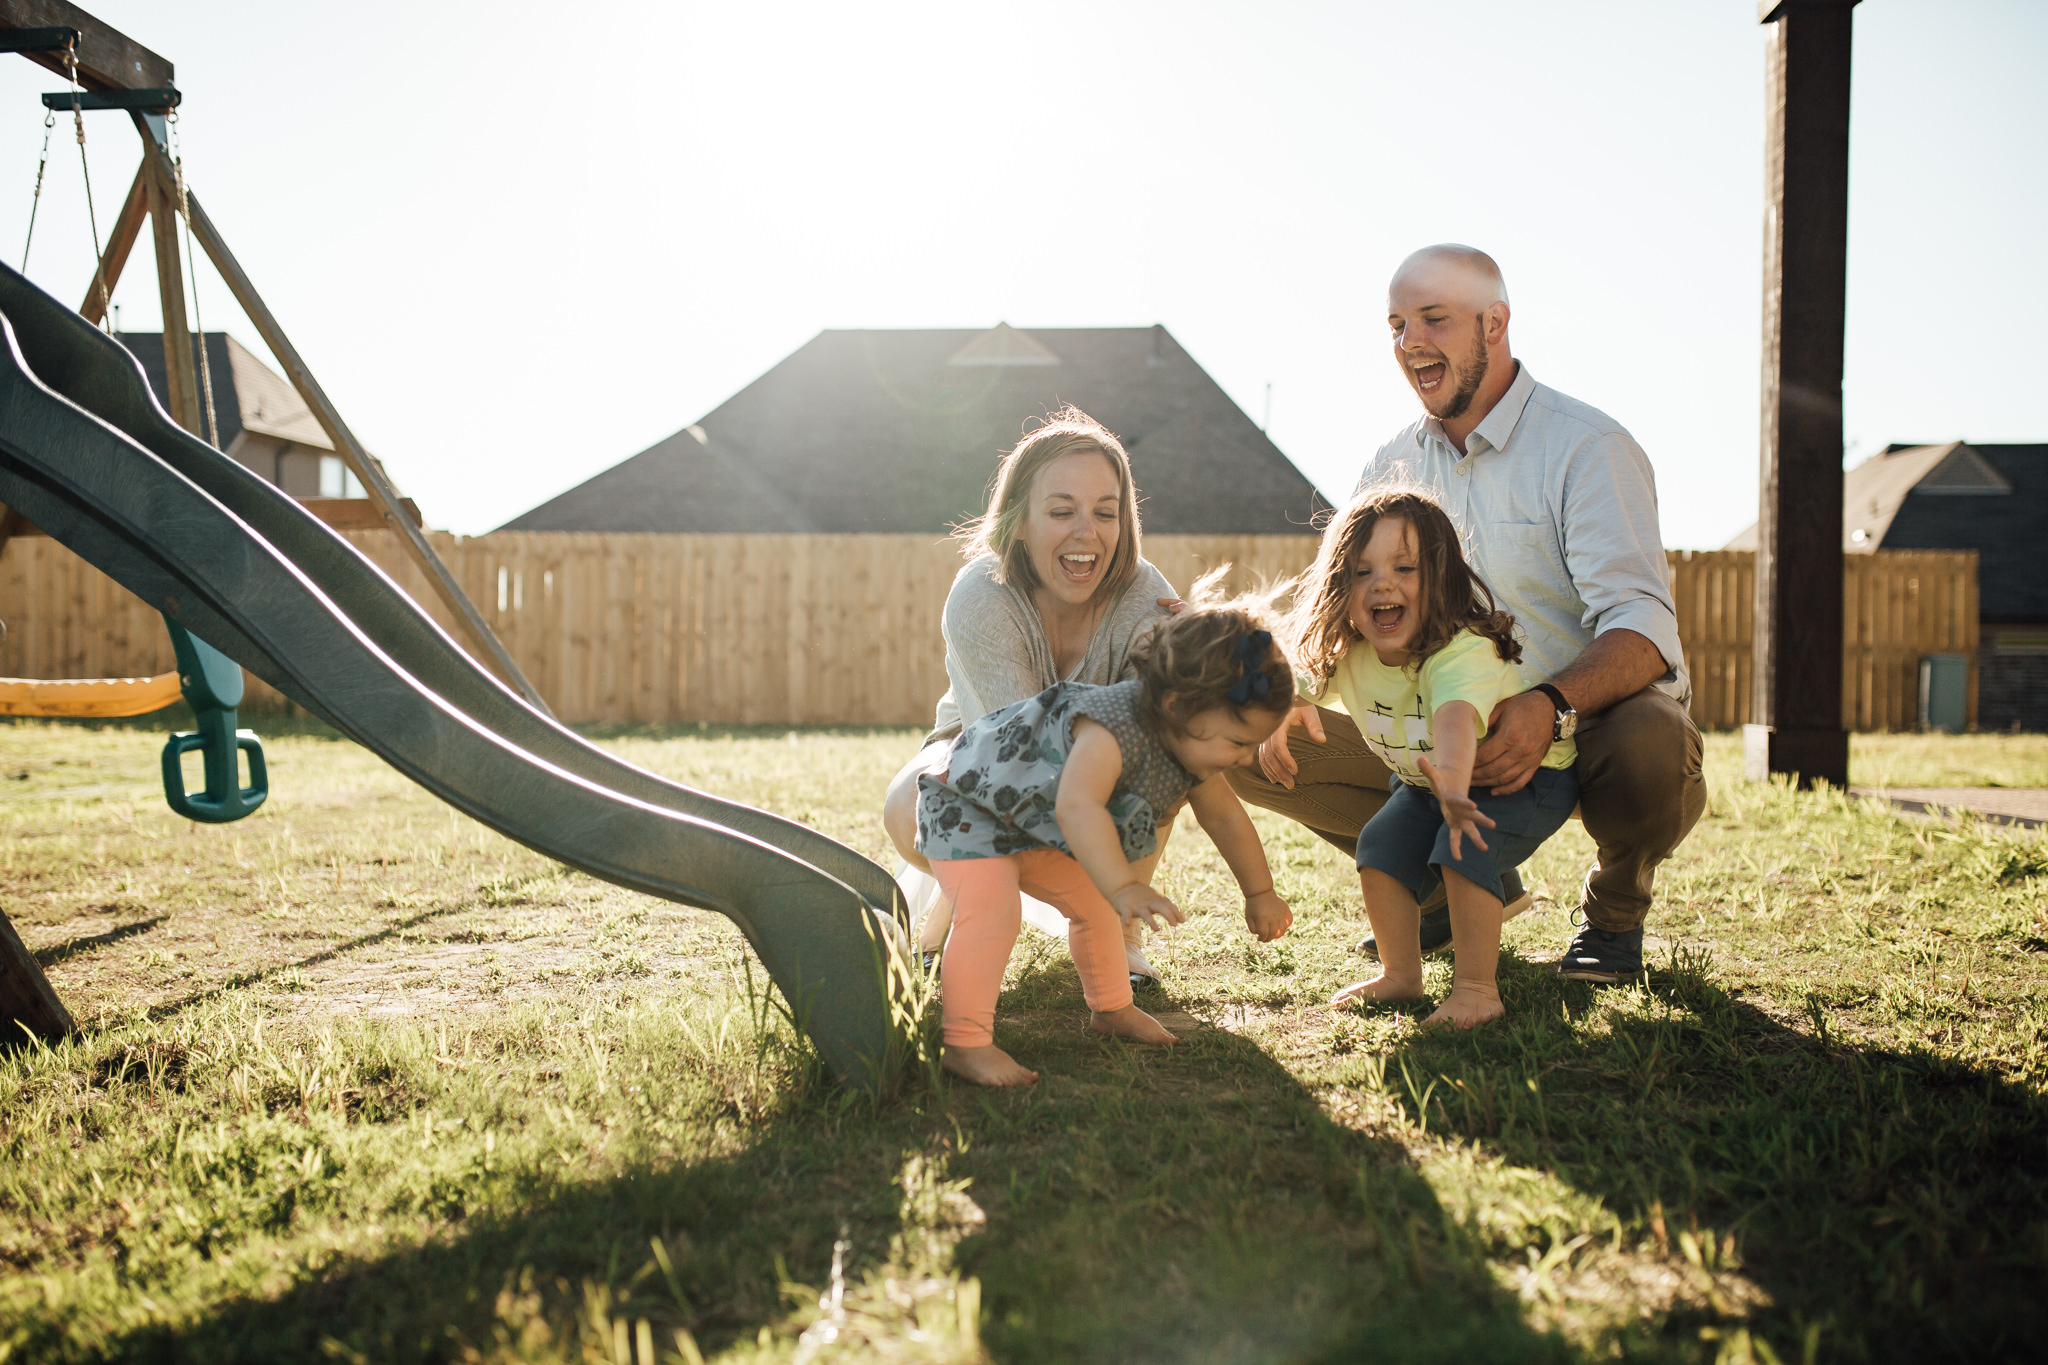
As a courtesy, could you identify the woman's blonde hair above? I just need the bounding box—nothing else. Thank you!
[953,405,1141,602]
[1127,568,1297,738]
[1286,485,1520,690]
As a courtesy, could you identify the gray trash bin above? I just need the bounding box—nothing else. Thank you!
[1918,653,1969,733]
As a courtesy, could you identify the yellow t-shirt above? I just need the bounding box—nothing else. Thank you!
[1303,629,1577,787]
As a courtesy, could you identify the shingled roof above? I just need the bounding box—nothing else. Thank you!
[1725,442,2047,622]
[113,332,333,454]
[500,325,1325,535]
[1875,443,2046,622]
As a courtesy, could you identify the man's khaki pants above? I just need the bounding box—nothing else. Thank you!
[1226,689,1706,932]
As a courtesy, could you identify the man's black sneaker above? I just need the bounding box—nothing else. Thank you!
[1556,923,1645,983]
[1358,869,1529,962]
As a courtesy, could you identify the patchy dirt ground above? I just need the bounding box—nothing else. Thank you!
[3,720,916,1031]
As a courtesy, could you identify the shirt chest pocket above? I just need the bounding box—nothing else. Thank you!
[1482,522,1576,608]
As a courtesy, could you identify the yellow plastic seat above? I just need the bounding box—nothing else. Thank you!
[0,672,184,718]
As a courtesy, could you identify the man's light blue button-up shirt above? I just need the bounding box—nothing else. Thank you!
[1355,362,1689,704]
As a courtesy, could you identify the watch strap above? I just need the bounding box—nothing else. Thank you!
[1533,683,1572,717]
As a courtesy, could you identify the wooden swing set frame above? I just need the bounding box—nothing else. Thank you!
[0,0,548,716]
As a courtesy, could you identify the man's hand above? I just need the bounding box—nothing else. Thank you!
[1244,889,1293,942]
[1257,702,1326,788]
[1110,882,1185,932]
[1470,690,1554,795]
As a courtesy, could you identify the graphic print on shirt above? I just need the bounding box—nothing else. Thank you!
[1360,696,1434,784]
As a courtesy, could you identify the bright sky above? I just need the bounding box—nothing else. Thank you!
[0,1,2038,546]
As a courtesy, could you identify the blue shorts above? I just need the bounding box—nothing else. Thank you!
[1354,766,1580,903]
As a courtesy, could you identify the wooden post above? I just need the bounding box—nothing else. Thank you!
[1746,0,1857,789]
[144,154,200,434]
[79,159,147,324]
[0,910,75,1044]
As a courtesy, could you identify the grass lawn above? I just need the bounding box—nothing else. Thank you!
[2,717,2046,1364]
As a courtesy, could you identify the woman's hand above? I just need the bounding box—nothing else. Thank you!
[1110,882,1185,931]
[1257,702,1325,788]
[1244,889,1293,942]
[1157,596,1186,615]
[1418,754,1496,861]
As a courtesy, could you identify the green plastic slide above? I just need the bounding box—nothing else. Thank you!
[0,264,912,1089]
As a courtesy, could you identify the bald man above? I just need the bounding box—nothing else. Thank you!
[1231,244,1706,983]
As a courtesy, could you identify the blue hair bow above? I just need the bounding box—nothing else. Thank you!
[1225,630,1274,706]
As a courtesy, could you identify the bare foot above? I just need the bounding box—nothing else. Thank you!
[1088,1004,1179,1045]
[943,1044,1039,1087]
[1331,974,1426,1008]
[1422,982,1504,1030]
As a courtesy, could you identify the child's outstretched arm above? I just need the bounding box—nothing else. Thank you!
[1186,775,1293,942]
[1417,700,1497,862]
[1055,718,1186,931]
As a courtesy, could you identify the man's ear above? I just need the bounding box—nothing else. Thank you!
[1485,301,1511,348]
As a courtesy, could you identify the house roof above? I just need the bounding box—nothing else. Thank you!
[500,325,1326,535]
[113,332,333,453]
[1724,442,2046,621]
[1878,443,2044,621]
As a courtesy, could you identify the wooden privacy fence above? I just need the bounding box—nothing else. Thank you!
[1671,549,1978,732]
[0,533,1977,731]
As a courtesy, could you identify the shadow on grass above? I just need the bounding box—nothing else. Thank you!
[31,915,166,968]
[95,958,1576,1365]
[144,903,472,1022]
[1365,951,2048,1362]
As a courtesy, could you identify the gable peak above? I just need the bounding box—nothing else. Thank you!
[946,323,1061,368]
[1916,442,2012,495]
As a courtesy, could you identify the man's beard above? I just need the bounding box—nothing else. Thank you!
[1434,315,1490,421]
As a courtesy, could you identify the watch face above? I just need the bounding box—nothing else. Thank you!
[1557,712,1578,741]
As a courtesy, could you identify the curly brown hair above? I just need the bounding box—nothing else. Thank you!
[1127,568,1297,738]
[951,405,1141,604]
[1286,486,1520,691]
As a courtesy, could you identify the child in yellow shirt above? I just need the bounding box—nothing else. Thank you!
[1275,487,1577,1028]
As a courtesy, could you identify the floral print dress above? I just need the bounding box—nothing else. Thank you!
[915,679,1199,864]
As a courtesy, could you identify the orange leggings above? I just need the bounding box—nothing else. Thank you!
[929,849,1134,1048]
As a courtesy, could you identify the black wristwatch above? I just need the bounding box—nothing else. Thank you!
[1534,684,1577,741]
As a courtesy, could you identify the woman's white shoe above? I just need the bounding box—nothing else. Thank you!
[898,863,949,954]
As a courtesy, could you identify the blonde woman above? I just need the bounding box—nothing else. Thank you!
[883,406,1178,984]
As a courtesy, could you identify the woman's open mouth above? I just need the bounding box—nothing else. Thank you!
[1370,603,1407,635]
[1058,552,1098,583]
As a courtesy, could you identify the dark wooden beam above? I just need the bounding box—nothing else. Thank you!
[0,910,75,1045]
[0,501,24,561]
[0,0,171,92]
[1747,0,1858,789]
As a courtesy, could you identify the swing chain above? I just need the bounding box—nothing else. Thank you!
[167,106,221,447]
[61,40,111,330]
[21,107,55,271]
[167,107,187,214]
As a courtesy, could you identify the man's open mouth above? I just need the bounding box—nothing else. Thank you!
[1411,360,1447,394]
